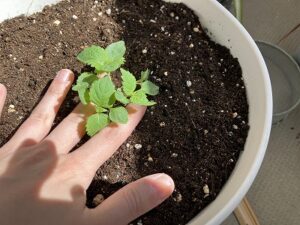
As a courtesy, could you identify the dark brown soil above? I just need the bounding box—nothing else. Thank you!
[0,0,249,224]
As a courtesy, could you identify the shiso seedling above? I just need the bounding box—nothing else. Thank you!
[72,41,159,136]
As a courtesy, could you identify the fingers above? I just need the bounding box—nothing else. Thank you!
[43,103,95,154]
[5,69,74,149]
[69,104,146,186]
[0,84,7,117]
[85,174,174,225]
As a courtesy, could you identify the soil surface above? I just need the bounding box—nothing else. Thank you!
[0,0,249,224]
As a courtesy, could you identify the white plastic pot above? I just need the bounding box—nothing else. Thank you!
[0,0,273,224]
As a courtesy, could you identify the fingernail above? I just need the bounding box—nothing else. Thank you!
[147,174,174,200]
[0,83,6,93]
[148,173,174,188]
[55,69,73,82]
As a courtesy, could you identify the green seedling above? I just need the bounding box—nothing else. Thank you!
[72,41,159,136]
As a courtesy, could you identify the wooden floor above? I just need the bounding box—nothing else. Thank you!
[223,1,300,225]
[243,0,299,56]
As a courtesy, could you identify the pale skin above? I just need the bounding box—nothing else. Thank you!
[0,69,174,225]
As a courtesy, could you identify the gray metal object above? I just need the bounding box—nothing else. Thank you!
[218,0,234,9]
[294,48,300,65]
[256,41,300,124]
[218,0,242,22]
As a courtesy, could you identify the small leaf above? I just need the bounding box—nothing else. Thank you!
[96,106,108,113]
[109,107,128,124]
[130,90,156,106]
[90,76,116,107]
[72,82,88,92]
[121,68,137,96]
[101,60,125,72]
[86,113,110,136]
[72,72,97,91]
[99,41,126,72]
[108,92,116,107]
[140,69,150,82]
[115,90,130,105]
[78,89,90,105]
[72,82,90,105]
[106,41,126,62]
[77,72,98,84]
[141,80,159,96]
[77,46,106,71]
[72,72,98,105]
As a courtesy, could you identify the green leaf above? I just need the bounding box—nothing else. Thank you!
[77,72,98,84]
[100,60,125,72]
[115,90,130,105]
[130,90,156,106]
[77,42,126,73]
[72,72,98,105]
[141,80,159,96]
[109,106,128,124]
[108,92,116,107]
[72,82,90,105]
[140,69,150,82]
[121,68,137,96]
[78,88,90,105]
[96,106,108,113]
[86,113,110,136]
[72,82,88,92]
[90,76,116,108]
[106,41,126,59]
[103,41,126,72]
[72,73,97,91]
[77,46,106,70]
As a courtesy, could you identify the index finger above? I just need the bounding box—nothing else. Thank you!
[0,84,7,117]
[68,104,146,188]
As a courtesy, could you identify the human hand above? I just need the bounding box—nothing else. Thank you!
[0,69,174,225]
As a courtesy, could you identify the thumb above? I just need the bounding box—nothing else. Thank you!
[85,173,174,225]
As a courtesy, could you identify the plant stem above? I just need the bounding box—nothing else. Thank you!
[234,0,243,23]
[97,72,108,79]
